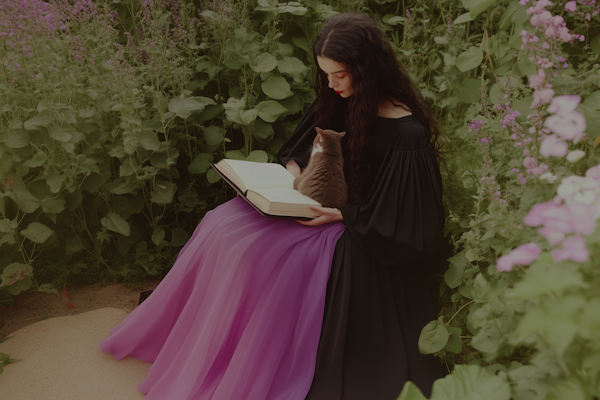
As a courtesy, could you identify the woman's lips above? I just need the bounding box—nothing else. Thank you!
[335,90,343,94]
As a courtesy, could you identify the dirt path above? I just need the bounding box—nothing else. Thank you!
[0,278,162,339]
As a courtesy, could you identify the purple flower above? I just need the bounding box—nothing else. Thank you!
[544,111,586,141]
[547,95,581,115]
[497,242,542,272]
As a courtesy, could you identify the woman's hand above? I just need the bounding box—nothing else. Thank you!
[286,160,301,178]
[296,205,343,226]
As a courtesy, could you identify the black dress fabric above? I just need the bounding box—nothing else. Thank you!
[278,102,447,399]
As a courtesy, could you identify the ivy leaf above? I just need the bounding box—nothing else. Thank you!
[20,222,53,243]
[445,327,463,354]
[188,153,214,174]
[252,52,278,73]
[46,174,66,193]
[150,181,175,204]
[418,320,449,354]
[41,197,66,214]
[455,47,484,72]
[261,76,293,99]
[168,97,216,119]
[240,109,258,125]
[253,118,274,140]
[10,178,41,213]
[292,37,310,53]
[0,263,32,287]
[24,110,53,130]
[23,152,47,168]
[100,212,131,236]
[139,131,161,151]
[256,100,288,122]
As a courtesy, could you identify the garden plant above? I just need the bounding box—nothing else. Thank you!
[1,0,600,398]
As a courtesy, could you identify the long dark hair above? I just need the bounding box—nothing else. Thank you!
[312,12,443,202]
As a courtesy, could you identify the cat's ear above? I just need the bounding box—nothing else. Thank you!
[337,131,346,138]
[315,127,324,139]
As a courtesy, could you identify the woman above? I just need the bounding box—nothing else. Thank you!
[99,12,446,400]
[280,13,447,399]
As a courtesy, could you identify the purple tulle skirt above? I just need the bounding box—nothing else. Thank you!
[98,197,345,399]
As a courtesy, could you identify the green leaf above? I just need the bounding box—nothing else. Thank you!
[139,131,161,151]
[150,181,175,204]
[203,126,225,146]
[457,79,482,104]
[20,222,53,243]
[431,364,511,400]
[262,76,293,99]
[499,1,519,30]
[195,61,219,79]
[65,236,83,256]
[252,52,278,73]
[100,212,131,236]
[292,37,310,53]
[78,108,96,118]
[582,91,600,109]
[453,11,474,25]
[48,124,78,143]
[24,110,53,130]
[2,129,30,148]
[46,175,66,193]
[546,379,587,400]
[23,152,47,168]
[577,104,600,139]
[418,320,449,354]
[170,227,190,247]
[206,168,222,184]
[0,263,32,287]
[445,327,463,354]
[188,153,214,174]
[445,252,469,288]
[37,283,58,294]
[168,97,216,119]
[246,150,269,163]
[517,49,537,78]
[240,109,258,125]
[396,381,428,400]
[455,47,484,72]
[151,228,166,246]
[11,178,41,213]
[253,119,274,140]
[225,150,246,160]
[41,197,66,214]
[513,96,533,122]
[278,57,307,82]
[256,100,288,122]
[463,0,495,18]
[382,14,405,25]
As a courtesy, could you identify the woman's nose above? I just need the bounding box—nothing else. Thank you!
[328,76,336,88]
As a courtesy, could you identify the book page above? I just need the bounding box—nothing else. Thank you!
[249,189,320,205]
[222,160,295,190]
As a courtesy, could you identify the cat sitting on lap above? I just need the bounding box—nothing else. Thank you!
[293,127,348,209]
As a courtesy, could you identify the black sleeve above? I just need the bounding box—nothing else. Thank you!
[277,101,317,169]
[340,139,446,267]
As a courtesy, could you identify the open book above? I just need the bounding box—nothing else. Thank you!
[211,159,321,219]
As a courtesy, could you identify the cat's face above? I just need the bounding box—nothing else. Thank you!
[316,56,353,98]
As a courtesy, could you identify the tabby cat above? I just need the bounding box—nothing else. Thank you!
[293,127,348,209]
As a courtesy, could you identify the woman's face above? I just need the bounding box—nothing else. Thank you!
[316,56,353,98]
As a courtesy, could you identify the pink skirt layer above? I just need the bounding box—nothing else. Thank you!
[99,197,345,399]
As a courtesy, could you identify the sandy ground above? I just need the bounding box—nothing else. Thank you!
[0,279,161,339]
[0,280,163,399]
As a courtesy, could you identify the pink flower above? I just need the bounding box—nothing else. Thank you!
[566,203,597,235]
[497,242,542,272]
[585,164,600,182]
[532,88,555,108]
[547,95,581,116]
[552,235,589,262]
[544,111,586,140]
[540,134,568,157]
[524,201,555,226]
[565,1,577,12]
